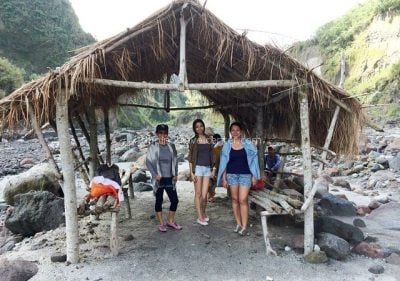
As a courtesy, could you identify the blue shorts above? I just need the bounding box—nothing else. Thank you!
[195,165,212,177]
[227,173,252,187]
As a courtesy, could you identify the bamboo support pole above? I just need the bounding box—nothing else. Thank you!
[298,89,314,255]
[103,107,112,165]
[300,182,320,212]
[25,97,62,179]
[69,119,89,173]
[87,106,98,179]
[260,211,277,256]
[72,147,90,187]
[178,4,188,90]
[319,106,340,173]
[256,107,265,176]
[110,210,119,256]
[55,90,79,264]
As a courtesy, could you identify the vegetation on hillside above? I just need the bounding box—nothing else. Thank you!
[0,57,25,98]
[0,0,95,77]
[291,0,400,119]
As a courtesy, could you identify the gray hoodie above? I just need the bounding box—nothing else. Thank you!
[146,141,178,191]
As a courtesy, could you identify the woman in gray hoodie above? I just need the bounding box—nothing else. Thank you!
[146,124,182,232]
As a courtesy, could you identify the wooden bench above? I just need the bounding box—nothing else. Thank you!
[248,189,304,256]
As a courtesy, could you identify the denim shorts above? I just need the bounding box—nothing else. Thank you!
[195,165,212,177]
[226,173,252,187]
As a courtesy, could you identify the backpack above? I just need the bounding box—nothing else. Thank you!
[95,164,122,186]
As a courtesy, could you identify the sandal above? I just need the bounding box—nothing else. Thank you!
[158,224,167,232]
[166,222,183,230]
[238,228,249,236]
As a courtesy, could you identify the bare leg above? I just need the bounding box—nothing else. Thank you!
[167,211,175,224]
[230,185,241,227]
[156,212,164,225]
[201,176,210,219]
[238,185,250,230]
[194,177,203,220]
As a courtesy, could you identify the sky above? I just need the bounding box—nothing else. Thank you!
[69,0,367,47]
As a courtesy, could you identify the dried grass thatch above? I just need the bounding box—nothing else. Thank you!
[0,0,364,155]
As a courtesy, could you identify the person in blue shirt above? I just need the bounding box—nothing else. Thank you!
[264,146,281,176]
[217,122,260,236]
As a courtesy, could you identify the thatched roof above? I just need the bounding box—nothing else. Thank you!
[0,0,364,155]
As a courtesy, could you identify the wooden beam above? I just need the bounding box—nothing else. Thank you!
[178,4,189,90]
[298,89,314,255]
[85,78,297,91]
[256,107,265,175]
[319,106,340,173]
[103,107,112,165]
[223,113,230,140]
[26,97,62,179]
[87,106,98,179]
[55,90,79,264]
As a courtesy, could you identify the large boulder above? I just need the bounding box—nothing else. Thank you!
[318,193,357,216]
[0,258,38,281]
[315,216,364,244]
[5,191,64,236]
[132,169,148,183]
[0,163,62,205]
[317,232,350,260]
[367,202,400,231]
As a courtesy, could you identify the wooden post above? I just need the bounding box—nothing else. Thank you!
[103,107,112,165]
[223,113,230,140]
[318,106,340,174]
[55,90,79,263]
[25,97,62,179]
[0,111,4,142]
[255,107,265,175]
[88,106,98,178]
[178,4,189,90]
[69,119,89,173]
[110,211,119,256]
[298,89,314,255]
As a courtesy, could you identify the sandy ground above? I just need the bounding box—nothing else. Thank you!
[3,180,400,281]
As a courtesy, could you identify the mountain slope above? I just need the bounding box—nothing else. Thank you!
[0,0,95,76]
[290,0,400,119]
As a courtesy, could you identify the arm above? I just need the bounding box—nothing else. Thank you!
[172,143,178,181]
[188,139,197,183]
[145,145,158,179]
[271,155,281,171]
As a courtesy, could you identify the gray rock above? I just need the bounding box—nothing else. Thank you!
[315,217,364,244]
[131,169,147,183]
[50,254,67,263]
[319,193,357,216]
[317,232,350,260]
[367,202,400,231]
[119,148,144,162]
[376,157,389,169]
[5,191,65,236]
[386,253,400,266]
[333,179,351,190]
[304,251,328,264]
[368,265,384,274]
[388,155,400,172]
[133,182,153,192]
[0,258,38,281]
[353,218,366,228]
[368,200,381,210]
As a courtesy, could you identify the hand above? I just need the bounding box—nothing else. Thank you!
[191,173,197,183]
[222,178,228,189]
[172,176,177,182]
[155,175,161,182]
[211,169,216,179]
[251,176,257,187]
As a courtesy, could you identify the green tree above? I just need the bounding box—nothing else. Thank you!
[0,56,25,96]
[0,0,95,76]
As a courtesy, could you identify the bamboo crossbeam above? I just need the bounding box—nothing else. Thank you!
[300,181,319,212]
[84,78,297,91]
[249,192,283,213]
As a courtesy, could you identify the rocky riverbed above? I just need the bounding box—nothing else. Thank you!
[0,123,400,280]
